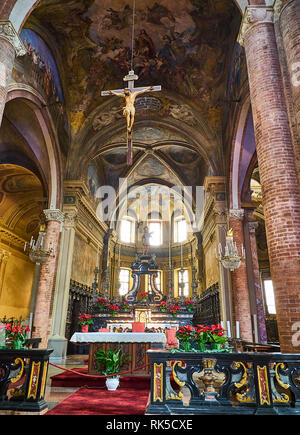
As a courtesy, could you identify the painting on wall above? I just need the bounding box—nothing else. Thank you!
[87,164,100,199]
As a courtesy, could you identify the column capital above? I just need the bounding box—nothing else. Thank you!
[238,6,274,46]
[63,210,78,229]
[229,208,245,220]
[43,209,65,224]
[0,21,26,57]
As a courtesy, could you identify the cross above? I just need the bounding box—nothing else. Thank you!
[101,70,161,165]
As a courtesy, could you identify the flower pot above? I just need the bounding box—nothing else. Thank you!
[196,342,207,352]
[81,325,89,332]
[106,376,120,391]
[12,339,24,350]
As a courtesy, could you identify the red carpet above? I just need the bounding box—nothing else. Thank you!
[46,385,150,415]
[47,368,150,415]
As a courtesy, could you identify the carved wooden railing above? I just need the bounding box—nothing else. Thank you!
[146,350,300,415]
[0,348,52,413]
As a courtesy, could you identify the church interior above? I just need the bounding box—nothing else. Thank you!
[0,0,300,416]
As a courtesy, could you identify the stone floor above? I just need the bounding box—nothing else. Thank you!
[45,354,88,411]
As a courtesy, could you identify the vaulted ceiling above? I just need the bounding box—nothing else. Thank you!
[22,0,242,194]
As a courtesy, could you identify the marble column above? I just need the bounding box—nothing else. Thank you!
[229,209,253,341]
[48,210,77,358]
[248,219,268,344]
[32,209,64,348]
[239,5,300,352]
[0,21,26,125]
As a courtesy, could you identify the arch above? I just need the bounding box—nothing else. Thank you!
[5,87,62,209]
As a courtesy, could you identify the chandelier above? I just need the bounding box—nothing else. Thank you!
[215,228,245,272]
[25,224,53,265]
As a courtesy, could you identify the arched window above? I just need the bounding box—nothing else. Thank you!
[148,220,162,246]
[119,268,130,295]
[178,269,189,297]
[174,217,187,243]
[120,217,135,243]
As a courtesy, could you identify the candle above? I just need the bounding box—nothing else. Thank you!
[236,321,240,339]
[24,242,27,252]
[227,320,231,338]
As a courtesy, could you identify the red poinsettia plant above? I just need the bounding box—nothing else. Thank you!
[5,324,30,341]
[159,301,168,312]
[140,292,148,302]
[108,304,120,317]
[96,298,109,311]
[183,300,196,312]
[193,324,211,344]
[169,304,181,317]
[78,314,93,326]
[121,301,130,312]
[209,324,228,344]
[176,325,194,342]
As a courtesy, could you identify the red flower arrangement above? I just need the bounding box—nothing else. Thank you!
[78,314,93,326]
[97,298,109,311]
[140,292,148,302]
[121,301,130,312]
[6,324,30,341]
[183,300,196,312]
[159,301,168,312]
[169,304,181,318]
[176,325,194,351]
[209,324,228,344]
[108,304,120,317]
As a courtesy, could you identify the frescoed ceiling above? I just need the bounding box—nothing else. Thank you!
[22,0,242,195]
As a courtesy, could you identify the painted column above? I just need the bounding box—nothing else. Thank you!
[32,209,64,348]
[239,5,300,352]
[275,0,300,138]
[229,209,253,342]
[248,219,268,344]
[0,21,26,125]
[48,210,77,358]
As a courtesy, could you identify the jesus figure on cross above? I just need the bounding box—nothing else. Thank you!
[109,86,154,134]
[101,70,161,165]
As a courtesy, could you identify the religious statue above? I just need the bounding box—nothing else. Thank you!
[142,226,152,255]
[109,86,154,134]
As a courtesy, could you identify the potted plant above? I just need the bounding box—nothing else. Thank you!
[175,325,194,352]
[5,324,30,349]
[193,324,211,352]
[183,300,196,313]
[139,292,148,303]
[78,314,93,332]
[94,348,128,390]
[159,301,168,312]
[108,304,120,318]
[209,324,228,351]
[169,304,181,318]
[96,298,109,312]
[120,301,130,312]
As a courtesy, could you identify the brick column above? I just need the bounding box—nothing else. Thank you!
[275,1,300,138]
[32,209,64,348]
[0,21,26,125]
[239,5,300,352]
[248,219,268,344]
[229,209,253,341]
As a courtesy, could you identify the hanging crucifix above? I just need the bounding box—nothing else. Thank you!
[101,70,161,165]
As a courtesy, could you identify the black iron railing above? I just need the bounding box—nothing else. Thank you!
[146,350,300,415]
[0,348,52,413]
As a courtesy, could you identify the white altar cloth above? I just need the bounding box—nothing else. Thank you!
[70,332,167,344]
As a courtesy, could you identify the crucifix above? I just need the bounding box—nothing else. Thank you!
[101,70,161,165]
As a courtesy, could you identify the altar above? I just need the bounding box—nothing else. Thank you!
[70,332,167,376]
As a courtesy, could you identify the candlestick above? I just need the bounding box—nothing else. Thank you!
[118,243,121,268]
[180,242,183,269]
[227,320,231,338]
[96,245,99,266]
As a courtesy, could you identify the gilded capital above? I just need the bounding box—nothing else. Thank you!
[0,21,26,57]
[63,211,78,228]
[238,6,274,46]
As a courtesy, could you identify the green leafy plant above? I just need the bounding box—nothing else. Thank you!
[94,348,129,376]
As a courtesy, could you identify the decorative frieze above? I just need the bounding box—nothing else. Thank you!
[0,21,26,57]
[238,6,274,46]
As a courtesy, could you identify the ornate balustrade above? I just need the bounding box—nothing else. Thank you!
[146,350,300,415]
[0,348,52,413]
